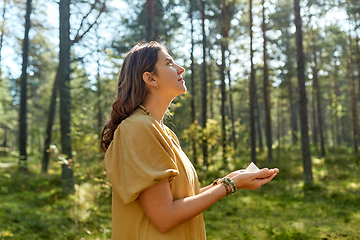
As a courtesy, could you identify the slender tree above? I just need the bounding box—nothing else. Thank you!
[189,0,197,164]
[42,0,106,173]
[276,86,282,151]
[0,0,7,84]
[42,67,60,173]
[333,62,340,147]
[146,0,156,41]
[208,51,214,119]
[328,68,336,155]
[59,0,74,194]
[0,0,8,151]
[262,0,273,164]
[249,0,256,163]
[294,0,313,186]
[311,31,326,157]
[97,34,102,138]
[227,57,237,150]
[220,0,228,165]
[199,0,208,167]
[348,23,358,155]
[255,88,264,152]
[311,82,318,150]
[19,0,32,172]
[284,27,298,147]
[354,16,360,109]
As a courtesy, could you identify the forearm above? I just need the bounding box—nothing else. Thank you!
[167,184,226,230]
[200,183,214,193]
[139,181,227,233]
[139,168,279,233]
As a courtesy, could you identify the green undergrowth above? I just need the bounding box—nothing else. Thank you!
[1,148,359,239]
[0,155,111,240]
[202,150,360,240]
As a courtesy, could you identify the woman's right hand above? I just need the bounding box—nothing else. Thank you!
[230,168,279,190]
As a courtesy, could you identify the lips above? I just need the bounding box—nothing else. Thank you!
[178,77,184,81]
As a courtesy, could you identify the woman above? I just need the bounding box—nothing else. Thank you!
[100,41,279,240]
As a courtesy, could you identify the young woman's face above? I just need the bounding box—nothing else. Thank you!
[153,50,186,99]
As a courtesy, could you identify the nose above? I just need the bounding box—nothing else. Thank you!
[177,64,185,75]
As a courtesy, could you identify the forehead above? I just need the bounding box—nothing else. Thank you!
[157,49,172,61]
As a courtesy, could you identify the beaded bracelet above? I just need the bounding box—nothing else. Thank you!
[221,177,238,196]
[212,178,221,186]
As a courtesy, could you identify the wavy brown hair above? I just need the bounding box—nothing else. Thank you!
[100,41,167,152]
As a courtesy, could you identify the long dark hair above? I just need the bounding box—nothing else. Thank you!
[100,41,166,152]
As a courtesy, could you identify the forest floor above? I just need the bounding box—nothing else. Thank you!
[0,148,359,240]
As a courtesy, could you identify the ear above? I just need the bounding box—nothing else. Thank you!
[142,71,158,88]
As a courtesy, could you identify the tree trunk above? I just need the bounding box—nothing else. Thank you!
[334,63,341,147]
[348,29,358,155]
[59,0,74,194]
[220,0,228,165]
[208,52,214,119]
[0,0,7,83]
[311,83,318,151]
[277,87,281,152]
[294,0,313,186]
[249,0,256,163]
[255,88,264,152]
[0,1,8,154]
[262,0,273,164]
[146,0,156,41]
[220,46,227,164]
[341,88,351,145]
[227,59,237,150]
[189,0,197,165]
[285,28,298,147]
[355,17,360,116]
[19,0,32,172]
[97,46,102,138]
[42,1,105,174]
[328,73,335,155]
[42,67,60,173]
[312,38,326,157]
[199,0,208,167]
[288,81,298,146]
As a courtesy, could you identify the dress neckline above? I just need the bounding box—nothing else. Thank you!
[138,105,180,148]
[139,104,167,131]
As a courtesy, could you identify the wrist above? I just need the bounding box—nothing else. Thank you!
[213,177,238,196]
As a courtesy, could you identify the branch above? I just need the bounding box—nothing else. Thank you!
[70,0,106,46]
[72,0,99,42]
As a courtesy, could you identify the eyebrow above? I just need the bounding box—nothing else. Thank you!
[165,57,173,61]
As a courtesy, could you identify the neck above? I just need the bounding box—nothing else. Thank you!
[141,94,173,126]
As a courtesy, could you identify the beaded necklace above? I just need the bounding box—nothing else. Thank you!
[139,104,172,137]
[139,104,151,117]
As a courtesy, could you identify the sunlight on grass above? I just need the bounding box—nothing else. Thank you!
[1,149,359,239]
[204,150,360,240]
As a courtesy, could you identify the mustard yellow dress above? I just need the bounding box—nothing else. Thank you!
[105,108,206,240]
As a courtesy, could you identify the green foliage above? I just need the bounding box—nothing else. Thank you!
[0,78,17,149]
[1,147,360,239]
[0,155,111,240]
[203,150,360,240]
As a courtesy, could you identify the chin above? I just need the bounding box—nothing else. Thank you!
[182,86,187,93]
[174,87,187,99]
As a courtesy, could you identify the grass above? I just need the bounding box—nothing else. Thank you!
[203,150,360,240]
[0,148,359,239]
[0,154,112,240]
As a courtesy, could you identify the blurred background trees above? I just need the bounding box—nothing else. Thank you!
[0,0,359,191]
[1,0,360,239]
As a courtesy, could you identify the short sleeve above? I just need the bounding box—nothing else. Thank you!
[105,114,179,204]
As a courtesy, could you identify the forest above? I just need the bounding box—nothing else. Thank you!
[0,0,359,239]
